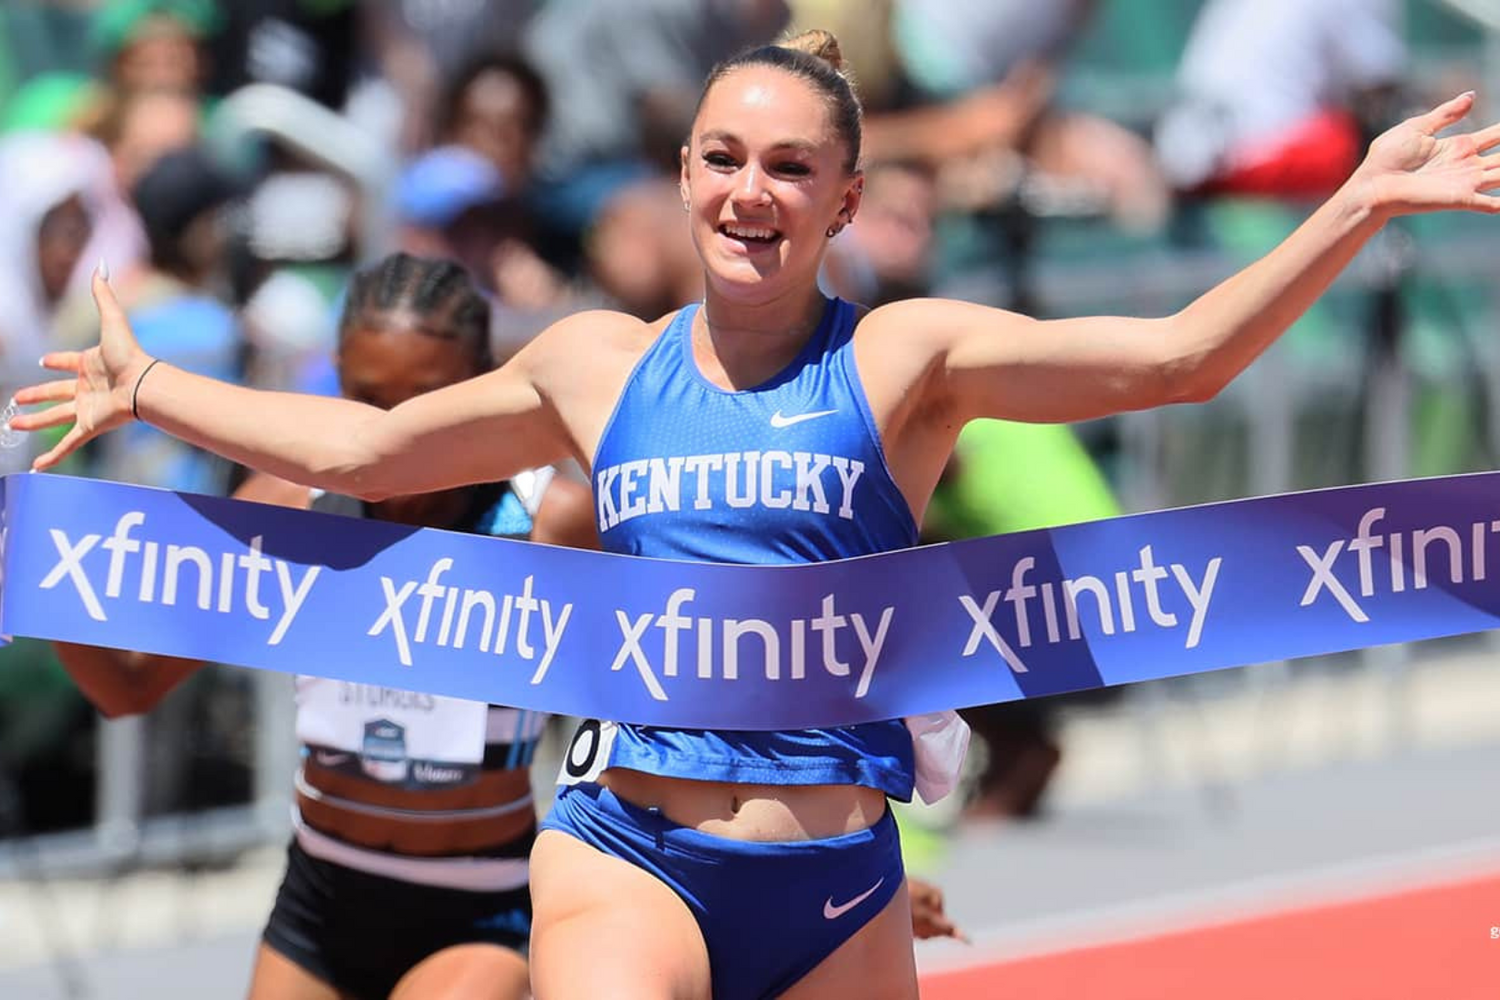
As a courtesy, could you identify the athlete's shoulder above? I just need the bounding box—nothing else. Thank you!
[858,297,946,340]
[515,308,655,390]
[860,297,1032,348]
[518,308,675,436]
[534,308,658,358]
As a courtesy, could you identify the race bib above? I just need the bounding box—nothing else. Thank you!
[296,677,488,787]
[556,719,618,786]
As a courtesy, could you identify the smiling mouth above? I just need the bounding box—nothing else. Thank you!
[718,222,782,246]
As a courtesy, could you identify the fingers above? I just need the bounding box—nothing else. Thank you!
[13,378,80,406]
[1414,91,1476,136]
[9,400,77,433]
[38,351,83,375]
[1474,119,1500,154]
[914,914,971,943]
[91,267,130,335]
[32,423,87,472]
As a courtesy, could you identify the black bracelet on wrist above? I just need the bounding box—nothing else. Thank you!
[130,358,162,421]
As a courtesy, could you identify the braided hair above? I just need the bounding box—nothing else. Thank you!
[338,252,505,526]
[339,253,494,371]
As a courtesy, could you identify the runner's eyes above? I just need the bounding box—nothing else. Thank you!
[702,153,810,178]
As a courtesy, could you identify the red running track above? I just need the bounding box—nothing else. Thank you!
[919,869,1500,999]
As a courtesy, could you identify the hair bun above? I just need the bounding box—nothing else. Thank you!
[782,29,844,73]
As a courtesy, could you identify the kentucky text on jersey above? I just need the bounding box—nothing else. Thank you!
[593,451,866,532]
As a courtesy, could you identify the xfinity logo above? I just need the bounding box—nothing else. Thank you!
[41,510,319,645]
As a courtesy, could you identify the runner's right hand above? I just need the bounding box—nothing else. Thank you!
[10,267,153,470]
[909,877,969,943]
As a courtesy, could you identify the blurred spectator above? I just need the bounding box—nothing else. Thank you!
[234,162,359,394]
[383,0,539,71]
[1154,0,1405,200]
[51,87,204,348]
[438,50,550,192]
[395,143,509,268]
[0,132,104,436]
[394,143,576,354]
[83,85,201,201]
[202,0,360,111]
[246,166,357,268]
[89,0,215,94]
[85,146,245,494]
[522,0,789,243]
[585,177,703,320]
[517,0,790,319]
[822,160,938,308]
[876,0,1169,231]
[395,145,552,305]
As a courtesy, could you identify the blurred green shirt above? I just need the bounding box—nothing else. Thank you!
[923,419,1119,541]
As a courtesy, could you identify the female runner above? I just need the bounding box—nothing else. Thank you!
[51,251,594,1000]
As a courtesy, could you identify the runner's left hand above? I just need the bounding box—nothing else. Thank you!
[1355,92,1500,218]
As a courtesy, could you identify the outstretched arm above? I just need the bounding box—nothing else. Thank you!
[11,278,603,500]
[886,93,1500,425]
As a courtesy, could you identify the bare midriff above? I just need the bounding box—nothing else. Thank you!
[600,768,887,842]
[297,760,535,856]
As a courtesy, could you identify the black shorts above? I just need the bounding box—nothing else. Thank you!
[262,838,532,1000]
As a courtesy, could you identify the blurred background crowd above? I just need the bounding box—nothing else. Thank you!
[0,1,1496,993]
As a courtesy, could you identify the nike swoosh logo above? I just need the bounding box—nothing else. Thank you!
[823,877,885,919]
[770,408,838,429]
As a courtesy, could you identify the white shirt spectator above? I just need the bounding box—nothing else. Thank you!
[1157,0,1405,188]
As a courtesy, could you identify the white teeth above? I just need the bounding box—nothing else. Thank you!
[723,224,776,240]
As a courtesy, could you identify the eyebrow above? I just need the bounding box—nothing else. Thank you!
[697,129,819,155]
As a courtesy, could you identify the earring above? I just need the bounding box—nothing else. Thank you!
[826,225,840,238]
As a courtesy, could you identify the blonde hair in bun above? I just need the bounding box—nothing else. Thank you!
[696,28,864,173]
[780,28,845,74]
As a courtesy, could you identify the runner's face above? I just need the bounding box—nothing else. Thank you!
[339,316,483,525]
[338,316,479,412]
[682,66,859,301]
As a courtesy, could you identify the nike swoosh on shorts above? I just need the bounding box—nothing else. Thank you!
[823,877,885,919]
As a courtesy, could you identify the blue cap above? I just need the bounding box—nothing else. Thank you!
[394,145,505,229]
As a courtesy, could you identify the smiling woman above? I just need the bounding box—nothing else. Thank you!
[683,32,863,326]
[12,20,1500,1000]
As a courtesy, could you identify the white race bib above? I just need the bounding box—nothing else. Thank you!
[296,677,488,784]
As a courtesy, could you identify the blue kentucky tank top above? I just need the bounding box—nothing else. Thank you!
[591,297,920,799]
